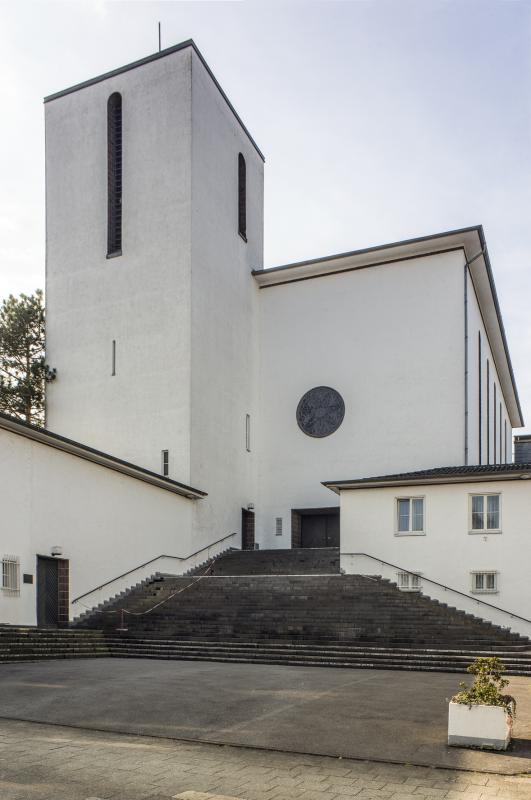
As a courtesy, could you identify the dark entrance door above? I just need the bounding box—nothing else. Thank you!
[37,556,59,627]
[300,510,339,548]
[241,508,255,550]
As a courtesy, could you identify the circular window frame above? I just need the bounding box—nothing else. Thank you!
[296,385,345,439]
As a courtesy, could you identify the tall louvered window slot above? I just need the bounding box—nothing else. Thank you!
[238,153,246,240]
[107,92,122,257]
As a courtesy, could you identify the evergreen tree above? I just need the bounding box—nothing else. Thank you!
[0,290,53,426]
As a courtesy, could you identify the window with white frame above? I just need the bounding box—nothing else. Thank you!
[1,556,20,592]
[397,570,422,591]
[470,494,500,532]
[396,497,424,534]
[471,571,498,594]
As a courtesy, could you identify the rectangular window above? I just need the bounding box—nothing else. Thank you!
[1,556,20,592]
[396,497,424,534]
[470,494,500,532]
[246,414,251,452]
[275,517,283,536]
[161,450,169,477]
[471,571,498,593]
[397,571,422,591]
[111,340,116,376]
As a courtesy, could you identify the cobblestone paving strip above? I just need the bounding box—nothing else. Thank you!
[0,720,530,800]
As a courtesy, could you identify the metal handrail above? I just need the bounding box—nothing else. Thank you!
[342,552,531,625]
[71,532,240,604]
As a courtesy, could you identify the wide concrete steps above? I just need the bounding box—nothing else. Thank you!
[204,548,341,575]
[0,627,109,663]
[103,637,531,675]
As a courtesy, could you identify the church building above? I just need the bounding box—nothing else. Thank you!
[1,40,530,638]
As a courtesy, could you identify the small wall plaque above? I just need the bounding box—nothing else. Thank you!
[23,574,33,584]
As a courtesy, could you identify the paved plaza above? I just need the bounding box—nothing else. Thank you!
[1,717,531,800]
[1,658,530,798]
[0,658,530,776]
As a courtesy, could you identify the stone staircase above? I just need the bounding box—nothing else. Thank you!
[3,549,530,673]
[0,626,109,663]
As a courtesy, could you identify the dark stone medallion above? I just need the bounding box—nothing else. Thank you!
[296,386,345,438]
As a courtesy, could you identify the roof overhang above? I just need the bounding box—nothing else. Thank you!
[324,467,531,494]
[254,225,523,427]
[0,413,206,499]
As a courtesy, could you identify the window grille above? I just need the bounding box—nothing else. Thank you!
[1,556,20,592]
[161,450,169,477]
[397,571,421,591]
[470,494,500,532]
[107,92,122,256]
[275,517,283,536]
[238,153,246,240]
[471,571,498,593]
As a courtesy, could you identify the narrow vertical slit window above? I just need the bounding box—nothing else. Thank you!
[505,420,508,462]
[499,403,502,461]
[493,384,497,464]
[238,153,247,241]
[275,517,283,536]
[486,360,490,464]
[478,333,482,464]
[111,340,116,376]
[245,413,251,452]
[107,92,122,257]
[161,450,169,477]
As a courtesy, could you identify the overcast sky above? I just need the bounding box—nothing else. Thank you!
[1,0,531,430]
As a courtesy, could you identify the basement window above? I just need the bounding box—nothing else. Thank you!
[470,494,501,533]
[471,571,498,594]
[397,571,422,592]
[1,556,20,593]
[396,497,424,535]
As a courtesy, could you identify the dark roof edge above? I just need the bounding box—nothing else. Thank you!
[323,463,531,493]
[0,411,206,499]
[43,39,265,162]
[252,225,482,276]
[475,225,524,426]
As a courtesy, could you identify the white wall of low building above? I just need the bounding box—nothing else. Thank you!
[45,47,194,480]
[0,427,196,626]
[256,249,467,548]
[339,479,531,635]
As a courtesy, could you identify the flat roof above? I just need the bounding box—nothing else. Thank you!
[324,462,531,493]
[44,39,265,162]
[254,225,523,428]
[0,412,206,499]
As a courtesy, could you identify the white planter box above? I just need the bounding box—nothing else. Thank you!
[448,701,512,750]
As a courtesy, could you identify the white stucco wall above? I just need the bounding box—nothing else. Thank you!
[0,427,196,626]
[256,249,467,548]
[189,49,264,549]
[339,479,531,634]
[45,48,193,480]
[466,269,512,465]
